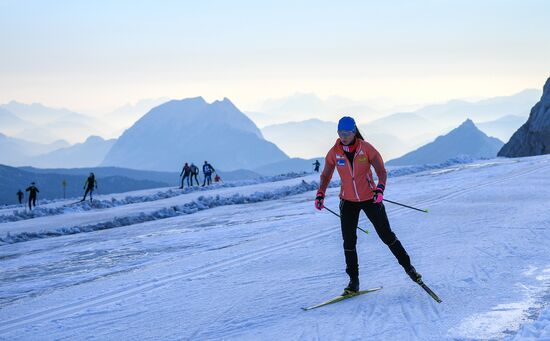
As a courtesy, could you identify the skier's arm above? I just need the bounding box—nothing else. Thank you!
[36,187,39,193]
[318,150,335,195]
[368,145,387,189]
[94,179,98,188]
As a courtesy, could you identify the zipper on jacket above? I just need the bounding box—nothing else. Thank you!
[346,152,360,201]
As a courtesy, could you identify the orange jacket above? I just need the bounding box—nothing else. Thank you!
[318,138,387,202]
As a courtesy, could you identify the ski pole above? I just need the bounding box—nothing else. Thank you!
[323,206,369,235]
[383,199,428,213]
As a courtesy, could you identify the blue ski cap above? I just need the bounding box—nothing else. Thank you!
[338,116,356,132]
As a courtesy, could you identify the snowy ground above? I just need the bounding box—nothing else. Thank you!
[0,155,549,340]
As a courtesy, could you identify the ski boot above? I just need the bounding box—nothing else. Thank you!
[342,277,360,296]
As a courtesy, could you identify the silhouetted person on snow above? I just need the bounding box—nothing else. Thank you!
[16,190,24,204]
[202,161,216,187]
[313,160,321,172]
[189,163,200,186]
[180,162,191,188]
[25,182,39,210]
[81,172,98,202]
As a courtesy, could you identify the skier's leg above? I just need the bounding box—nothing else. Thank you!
[363,201,412,270]
[32,196,36,208]
[28,197,32,210]
[90,188,93,202]
[82,188,90,201]
[340,200,361,281]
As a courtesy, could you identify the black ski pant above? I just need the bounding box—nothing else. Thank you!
[83,187,94,201]
[202,173,212,186]
[28,195,36,210]
[181,174,189,188]
[190,174,199,186]
[340,199,412,280]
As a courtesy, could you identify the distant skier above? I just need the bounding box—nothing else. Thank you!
[189,163,200,186]
[180,162,191,188]
[313,160,320,172]
[202,161,216,187]
[315,116,422,295]
[81,172,98,202]
[16,189,24,204]
[214,174,221,183]
[25,182,39,210]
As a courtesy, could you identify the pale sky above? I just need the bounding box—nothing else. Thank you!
[1,0,549,114]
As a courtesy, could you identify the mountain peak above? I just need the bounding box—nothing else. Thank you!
[499,77,550,157]
[212,97,235,106]
[179,96,207,104]
[459,118,476,129]
[543,77,550,96]
[387,119,503,166]
[85,135,105,143]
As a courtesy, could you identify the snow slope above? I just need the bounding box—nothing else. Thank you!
[0,155,549,340]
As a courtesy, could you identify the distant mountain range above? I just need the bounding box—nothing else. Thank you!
[0,101,105,144]
[261,118,412,161]
[387,119,504,166]
[102,97,289,172]
[247,93,378,127]
[28,136,117,168]
[0,86,543,174]
[476,115,527,143]
[259,89,539,160]
[0,133,69,166]
[262,119,338,159]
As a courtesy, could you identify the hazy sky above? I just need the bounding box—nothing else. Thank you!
[1,0,549,114]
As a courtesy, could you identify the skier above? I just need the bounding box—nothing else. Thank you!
[189,163,200,186]
[313,160,321,172]
[180,162,191,188]
[214,174,221,183]
[315,116,422,295]
[202,161,216,187]
[25,182,39,210]
[81,172,98,202]
[16,189,24,204]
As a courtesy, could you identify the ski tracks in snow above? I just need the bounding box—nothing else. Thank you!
[0,158,549,337]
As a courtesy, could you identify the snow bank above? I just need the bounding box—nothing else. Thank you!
[0,179,320,245]
[0,172,309,224]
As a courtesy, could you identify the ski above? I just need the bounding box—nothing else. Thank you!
[302,286,382,311]
[417,281,442,303]
[66,201,83,206]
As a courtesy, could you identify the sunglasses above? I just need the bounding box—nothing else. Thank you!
[338,130,355,138]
